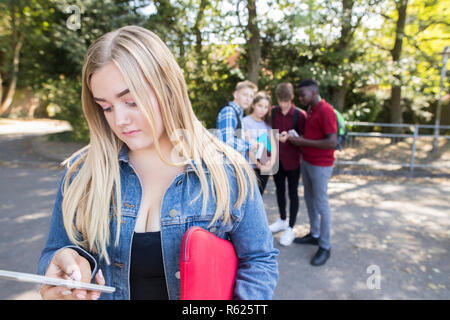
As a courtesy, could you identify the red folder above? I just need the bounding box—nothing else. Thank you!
[180,226,238,300]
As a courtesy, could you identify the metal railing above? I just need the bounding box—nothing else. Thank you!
[335,122,450,174]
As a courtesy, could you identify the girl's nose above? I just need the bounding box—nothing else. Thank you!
[114,103,131,126]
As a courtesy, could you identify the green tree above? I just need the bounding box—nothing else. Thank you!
[367,0,450,126]
[35,0,146,141]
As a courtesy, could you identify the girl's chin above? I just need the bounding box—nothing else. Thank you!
[124,140,154,152]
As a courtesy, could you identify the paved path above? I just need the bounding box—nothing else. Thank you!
[0,119,449,300]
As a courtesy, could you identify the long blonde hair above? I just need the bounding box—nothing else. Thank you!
[61,26,255,264]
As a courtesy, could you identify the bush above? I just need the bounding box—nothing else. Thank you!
[37,76,89,143]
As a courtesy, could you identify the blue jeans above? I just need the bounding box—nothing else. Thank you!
[301,160,333,250]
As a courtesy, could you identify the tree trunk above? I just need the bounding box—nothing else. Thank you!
[330,0,355,112]
[389,0,408,130]
[1,1,24,116]
[193,0,208,71]
[390,85,402,124]
[0,35,23,115]
[332,84,347,112]
[337,0,354,52]
[0,72,3,105]
[246,0,261,84]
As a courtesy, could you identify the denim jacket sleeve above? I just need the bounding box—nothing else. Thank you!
[228,176,279,300]
[37,166,98,279]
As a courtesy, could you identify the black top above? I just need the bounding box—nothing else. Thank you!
[130,231,169,300]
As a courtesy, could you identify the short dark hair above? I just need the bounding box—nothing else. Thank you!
[297,78,319,90]
[275,82,294,101]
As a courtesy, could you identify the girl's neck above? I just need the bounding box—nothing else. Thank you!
[250,113,264,122]
[129,132,174,168]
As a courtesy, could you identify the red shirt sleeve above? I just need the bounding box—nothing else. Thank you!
[320,105,337,136]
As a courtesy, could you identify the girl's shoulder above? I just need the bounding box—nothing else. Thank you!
[242,115,253,124]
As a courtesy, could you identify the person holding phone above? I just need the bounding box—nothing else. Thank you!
[38,26,278,300]
[268,83,306,247]
[287,79,337,266]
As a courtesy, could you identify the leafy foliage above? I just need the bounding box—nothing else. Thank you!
[1,0,449,140]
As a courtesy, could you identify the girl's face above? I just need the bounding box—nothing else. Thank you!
[90,62,165,151]
[252,98,269,120]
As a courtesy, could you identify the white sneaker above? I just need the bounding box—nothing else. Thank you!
[269,219,288,233]
[280,227,295,246]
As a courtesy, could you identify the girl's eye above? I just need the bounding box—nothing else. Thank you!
[126,101,136,107]
[97,103,112,113]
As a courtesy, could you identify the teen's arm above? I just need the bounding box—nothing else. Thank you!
[288,133,337,149]
[228,177,279,299]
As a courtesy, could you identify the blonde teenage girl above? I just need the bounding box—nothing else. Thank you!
[38,26,278,300]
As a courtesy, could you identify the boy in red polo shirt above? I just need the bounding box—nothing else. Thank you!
[282,79,337,266]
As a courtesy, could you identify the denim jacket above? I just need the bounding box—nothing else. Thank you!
[38,145,279,300]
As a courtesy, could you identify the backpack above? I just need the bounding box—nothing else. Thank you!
[333,108,347,150]
[231,106,242,130]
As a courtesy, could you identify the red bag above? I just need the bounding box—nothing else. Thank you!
[180,226,238,300]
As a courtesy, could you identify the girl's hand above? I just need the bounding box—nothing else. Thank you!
[40,248,104,300]
[248,142,259,165]
[260,161,274,174]
[244,130,252,141]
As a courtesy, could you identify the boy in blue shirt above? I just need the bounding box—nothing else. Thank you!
[216,80,258,157]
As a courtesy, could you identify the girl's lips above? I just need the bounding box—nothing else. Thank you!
[123,130,140,136]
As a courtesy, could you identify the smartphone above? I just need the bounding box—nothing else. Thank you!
[288,129,299,138]
[0,269,115,294]
[255,142,265,160]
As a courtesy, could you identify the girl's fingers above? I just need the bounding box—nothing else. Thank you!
[88,269,105,300]
[41,285,75,300]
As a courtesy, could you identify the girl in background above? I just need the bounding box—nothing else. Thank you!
[243,91,278,194]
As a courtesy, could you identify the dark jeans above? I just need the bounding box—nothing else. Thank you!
[273,163,301,228]
[254,168,270,195]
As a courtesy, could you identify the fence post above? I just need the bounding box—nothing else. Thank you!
[409,125,419,174]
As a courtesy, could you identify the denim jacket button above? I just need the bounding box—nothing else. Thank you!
[209,226,217,233]
[169,209,178,218]
[175,271,180,279]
